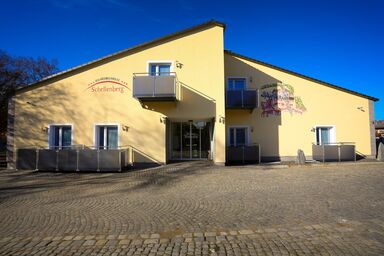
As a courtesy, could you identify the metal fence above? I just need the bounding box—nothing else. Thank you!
[16,146,130,172]
[312,143,356,162]
[226,144,261,164]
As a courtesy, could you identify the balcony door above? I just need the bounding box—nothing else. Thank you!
[149,63,171,76]
[170,121,211,160]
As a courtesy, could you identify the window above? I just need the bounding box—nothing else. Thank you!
[227,78,246,90]
[228,127,249,146]
[49,125,72,149]
[95,125,118,149]
[315,126,336,145]
[149,63,171,76]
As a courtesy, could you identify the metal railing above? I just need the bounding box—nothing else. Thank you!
[312,142,356,162]
[226,144,261,164]
[226,89,259,109]
[16,146,131,172]
[133,72,179,100]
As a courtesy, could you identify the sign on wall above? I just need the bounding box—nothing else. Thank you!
[85,77,129,94]
[260,83,307,117]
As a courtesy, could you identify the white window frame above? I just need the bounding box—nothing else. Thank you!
[48,123,74,149]
[146,60,174,75]
[226,77,248,90]
[93,123,120,150]
[314,125,336,145]
[227,126,250,146]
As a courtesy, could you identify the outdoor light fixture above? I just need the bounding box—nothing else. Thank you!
[310,127,315,132]
[357,107,365,112]
[160,116,167,123]
[41,126,48,133]
[219,116,225,124]
[122,125,129,132]
[176,61,183,69]
[249,76,253,83]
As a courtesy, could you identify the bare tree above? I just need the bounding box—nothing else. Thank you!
[0,50,59,148]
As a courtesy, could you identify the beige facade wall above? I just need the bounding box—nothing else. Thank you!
[11,23,375,166]
[13,25,226,164]
[225,53,374,159]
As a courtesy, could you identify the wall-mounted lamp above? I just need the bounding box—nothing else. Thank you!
[160,116,168,123]
[310,127,315,132]
[176,61,184,69]
[357,107,365,112]
[41,126,48,133]
[249,76,253,83]
[122,125,129,132]
[250,127,254,132]
[219,116,225,124]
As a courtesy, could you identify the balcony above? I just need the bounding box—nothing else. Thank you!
[226,89,258,110]
[133,72,179,102]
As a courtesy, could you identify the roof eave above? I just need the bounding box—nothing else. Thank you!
[17,20,226,93]
[224,50,379,102]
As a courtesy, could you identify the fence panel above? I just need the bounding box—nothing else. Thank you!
[340,145,355,161]
[38,149,57,171]
[78,150,98,171]
[99,150,121,171]
[58,150,78,171]
[16,149,37,170]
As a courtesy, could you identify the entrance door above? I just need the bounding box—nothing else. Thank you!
[171,121,211,160]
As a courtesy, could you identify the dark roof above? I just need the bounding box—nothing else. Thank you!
[17,20,225,92]
[225,50,379,102]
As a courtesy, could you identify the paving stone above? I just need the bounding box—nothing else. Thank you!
[83,240,96,246]
[205,232,216,237]
[238,230,254,235]
[118,239,130,245]
[144,239,159,244]
[95,239,107,246]
[194,233,204,237]
[1,163,384,255]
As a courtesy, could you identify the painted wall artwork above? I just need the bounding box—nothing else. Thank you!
[260,83,307,117]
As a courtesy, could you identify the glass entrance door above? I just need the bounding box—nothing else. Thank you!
[171,121,211,160]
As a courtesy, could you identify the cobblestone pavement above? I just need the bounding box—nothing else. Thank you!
[1,162,384,255]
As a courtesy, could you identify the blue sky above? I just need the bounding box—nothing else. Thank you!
[1,0,383,119]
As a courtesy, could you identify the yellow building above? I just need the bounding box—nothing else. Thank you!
[8,20,378,170]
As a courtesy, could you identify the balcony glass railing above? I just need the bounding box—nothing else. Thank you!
[226,89,258,109]
[133,72,179,101]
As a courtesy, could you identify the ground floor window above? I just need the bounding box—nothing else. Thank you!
[95,125,118,149]
[228,127,249,146]
[49,125,72,149]
[315,126,336,145]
